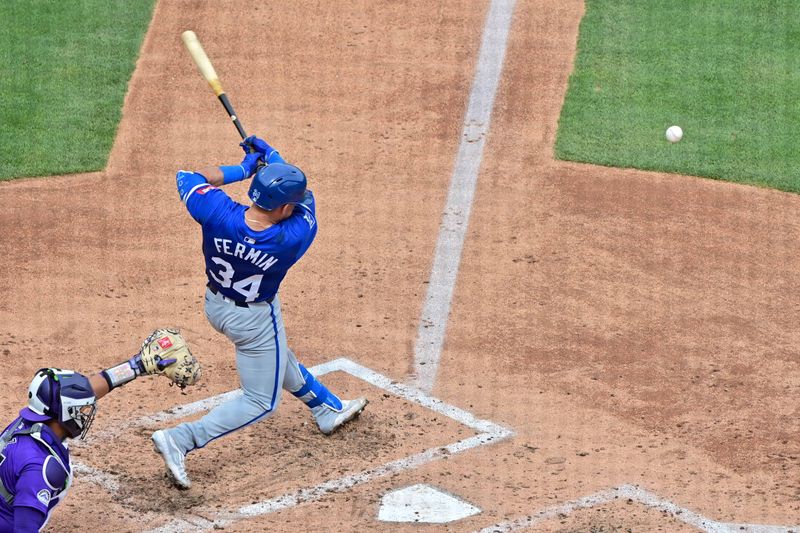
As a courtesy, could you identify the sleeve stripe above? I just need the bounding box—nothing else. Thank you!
[296,203,314,215]
[182,182,208,204]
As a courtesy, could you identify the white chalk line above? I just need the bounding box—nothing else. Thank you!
[473,484,799,533]
[69,360,344,490]
[334,358,511,437]
[71,461,120,493]
[156,433,504,533]
[73,357,512,532]
[411,0,518,393]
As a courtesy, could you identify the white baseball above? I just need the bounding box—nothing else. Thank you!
[666,125,683,143]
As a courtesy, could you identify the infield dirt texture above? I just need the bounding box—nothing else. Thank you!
[0,1,798,531]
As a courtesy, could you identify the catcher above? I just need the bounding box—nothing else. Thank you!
[0,329,199,532]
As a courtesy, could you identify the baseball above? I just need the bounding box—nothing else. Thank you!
[666,125,683,143]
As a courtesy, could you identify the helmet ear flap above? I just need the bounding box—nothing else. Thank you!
[42,368,61,419]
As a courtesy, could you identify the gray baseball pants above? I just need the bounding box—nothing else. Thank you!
[167,287,307,454]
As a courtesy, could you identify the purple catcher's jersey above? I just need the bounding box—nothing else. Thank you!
[177,171,318,303]
[0,417,72,531]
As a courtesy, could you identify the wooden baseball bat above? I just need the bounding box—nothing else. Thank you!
[181,30,248,139]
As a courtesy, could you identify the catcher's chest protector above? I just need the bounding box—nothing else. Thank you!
[0,423,72,505]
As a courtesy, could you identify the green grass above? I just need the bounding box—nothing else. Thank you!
[555,1,800,192]
[0,1,154,180]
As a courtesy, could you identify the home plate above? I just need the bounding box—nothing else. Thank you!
[378,484,481,524]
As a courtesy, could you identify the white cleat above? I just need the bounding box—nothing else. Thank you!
[152,429,191,489]
[315,397,369,435]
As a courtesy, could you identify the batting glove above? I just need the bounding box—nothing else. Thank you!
[240,135,278,160]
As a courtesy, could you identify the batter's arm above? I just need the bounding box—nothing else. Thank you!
[192,166,225,187]
[190,162,266,187]
[177,170,212,202]
[192,150,262,188]
[176,170,233,225]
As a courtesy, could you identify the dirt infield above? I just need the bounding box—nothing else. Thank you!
[0,0,797,531]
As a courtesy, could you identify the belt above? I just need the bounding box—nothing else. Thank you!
[207,284,274,307]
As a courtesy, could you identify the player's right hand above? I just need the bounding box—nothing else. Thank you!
[240,152,263,177]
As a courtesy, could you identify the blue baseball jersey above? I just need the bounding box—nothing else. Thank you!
[176,170,318,303]
[0,418,72,532]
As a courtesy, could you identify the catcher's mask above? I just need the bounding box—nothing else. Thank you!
[20,368,97,439]
[248,163,307,211]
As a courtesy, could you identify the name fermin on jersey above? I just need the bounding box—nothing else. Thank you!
[211,238,279,272]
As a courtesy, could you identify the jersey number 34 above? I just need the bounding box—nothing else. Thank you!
[209,257,263,302]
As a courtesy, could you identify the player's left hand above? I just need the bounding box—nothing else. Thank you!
[134,328,202,389]
[240,135,276,158]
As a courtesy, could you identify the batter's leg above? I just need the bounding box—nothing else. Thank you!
[166,293,290,454]
[283,349,368,435]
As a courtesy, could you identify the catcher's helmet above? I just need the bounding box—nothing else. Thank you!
[20,368,97,439]
[248,163,307,211]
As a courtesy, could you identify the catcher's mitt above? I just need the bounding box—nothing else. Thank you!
[138,328,201,389]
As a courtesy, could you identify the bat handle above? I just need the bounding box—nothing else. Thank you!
[218,93,247,139]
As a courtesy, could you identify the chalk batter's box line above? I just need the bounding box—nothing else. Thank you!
[473,484,800,533]
[75,357,514,532]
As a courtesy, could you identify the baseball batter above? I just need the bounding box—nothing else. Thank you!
[153,135,367,489]
[0,330,198,532]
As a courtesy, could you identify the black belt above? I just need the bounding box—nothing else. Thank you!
[207,284,274,307]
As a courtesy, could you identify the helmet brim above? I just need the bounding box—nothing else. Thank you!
[19,407,51,422]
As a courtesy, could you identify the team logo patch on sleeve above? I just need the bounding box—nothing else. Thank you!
[37,489,51,506]
[197,185,216,195]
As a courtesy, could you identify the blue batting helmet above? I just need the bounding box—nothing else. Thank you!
[20,368,97,439]
[248,163,307,211]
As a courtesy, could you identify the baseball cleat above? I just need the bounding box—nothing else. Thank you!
[152,429,191,489]
[315,397,369,435]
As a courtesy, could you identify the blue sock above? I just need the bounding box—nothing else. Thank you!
[291,365,342,410]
